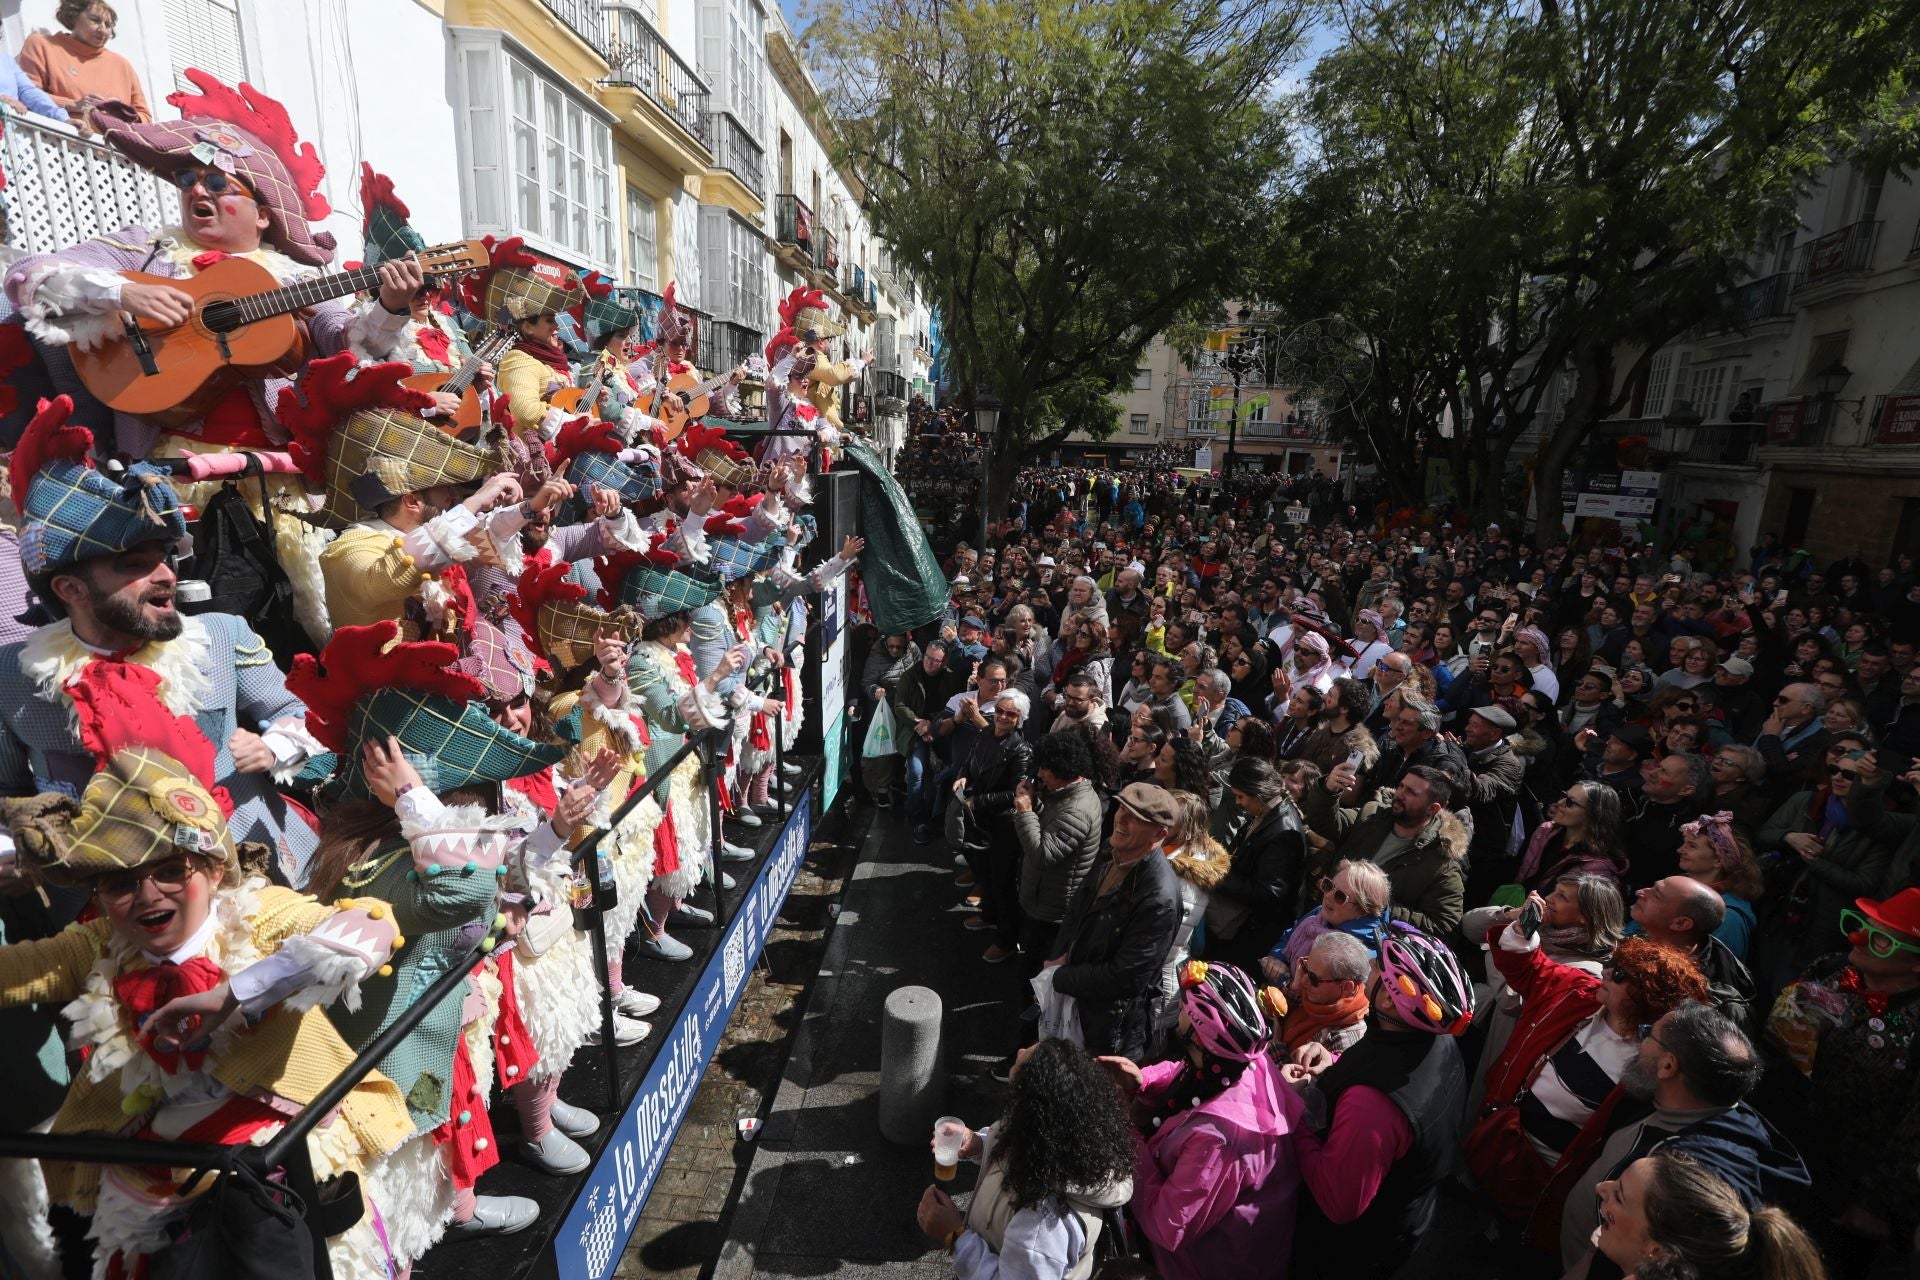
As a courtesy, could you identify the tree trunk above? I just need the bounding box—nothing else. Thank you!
[1535,343,1613,543]
[981,407,1025,540]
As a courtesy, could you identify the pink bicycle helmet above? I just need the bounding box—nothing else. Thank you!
[1376,920,1473,1035]
[1177,960,1275,1062]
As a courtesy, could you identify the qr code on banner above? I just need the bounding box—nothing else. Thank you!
[581,1193,619,1277]
[723,925,747,1005]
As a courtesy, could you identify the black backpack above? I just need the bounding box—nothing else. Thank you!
[188,470,308,666]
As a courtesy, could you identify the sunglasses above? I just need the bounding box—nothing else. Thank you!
[1829,766,1862,780]
[95,857,200,903]
[1317,876,1352,907]
[1608,966,1633,985]
[1555,792,1585,808]
[171,167,256,199]
[1635,1023,1665,1047]
[1295,963,1334,988]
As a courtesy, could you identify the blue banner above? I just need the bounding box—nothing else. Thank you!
[554,793,815,1278]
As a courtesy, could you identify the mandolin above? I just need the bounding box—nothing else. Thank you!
[402,323,516,434]
[70,239,488,419]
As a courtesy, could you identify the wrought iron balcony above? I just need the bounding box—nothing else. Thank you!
[1797,219,1881,287]
[704,111,764,198]
[1717,272,1796,326]
[1681,424,1759,465]
[708,319,764,377]
[540,0,602,45]
[600,2,710,146]
[876,369,909,404]
[819,229,839,273]
[776,193,813,250]
[0,109,169,256]
[853,265,866,298]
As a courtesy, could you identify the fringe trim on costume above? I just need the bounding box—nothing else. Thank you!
[0,1153,59,1280]
[464,965,505,1104]
[14,261,126,351]
[655,756,710,900]
[21,615,215,731]
[359,1133,455,1268]
[276,934,375,1015]
[510,920,598,1083]
[586,700,644,755]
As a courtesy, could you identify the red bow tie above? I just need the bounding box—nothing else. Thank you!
[115,956,227,1074]
[1834,965,1891,1018]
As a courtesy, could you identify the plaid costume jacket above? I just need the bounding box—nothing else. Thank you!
[0,612,320,885]
[323,832,507,1132]
[4,224,403,458]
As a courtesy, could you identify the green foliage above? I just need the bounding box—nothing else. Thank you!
[816,0,1302,500]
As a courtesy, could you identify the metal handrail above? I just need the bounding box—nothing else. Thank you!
[599,1,711,146]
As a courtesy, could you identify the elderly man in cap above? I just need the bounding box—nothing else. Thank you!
[1043,782,1182,1062]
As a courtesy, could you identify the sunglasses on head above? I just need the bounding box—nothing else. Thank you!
[172,167,255,198]
[1608,966,1633,985]
[1840,908,1920,959]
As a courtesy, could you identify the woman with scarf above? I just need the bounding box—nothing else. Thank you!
[1104,962,1303,1280]
[1512,625,1560,703]
[1506,780,1629,894]
[1673,811,1766,959]
[1755,754,1893,992]
[1261,859,1391,983]
[1345,611,1394,680]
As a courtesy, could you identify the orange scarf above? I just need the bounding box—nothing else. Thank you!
[1281,991,1370,1051]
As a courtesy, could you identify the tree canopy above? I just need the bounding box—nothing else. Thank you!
[808,0,1302,519]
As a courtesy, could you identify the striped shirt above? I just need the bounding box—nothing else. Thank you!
[1517,1010,1636,1161]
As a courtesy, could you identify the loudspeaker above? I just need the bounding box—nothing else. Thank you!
[813,468,863,555]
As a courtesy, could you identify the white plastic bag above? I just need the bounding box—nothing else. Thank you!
[1030,966,1084,1048]
[862,695,899,758]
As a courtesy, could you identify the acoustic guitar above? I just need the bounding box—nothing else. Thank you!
[652,357,766,437]
[402,323,516,434]
[71,239,488,420]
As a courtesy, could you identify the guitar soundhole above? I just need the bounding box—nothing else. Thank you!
[201,300,243,334]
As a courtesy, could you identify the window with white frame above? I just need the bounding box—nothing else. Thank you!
[164,0,246,91]
[729,214,766,331]
[1129,414,1150,435]
[1642,349,1675,418]
[1688,363,1733,423]
[456,33,618,273]
[1132,368,1151,391]
[698,0,766,142]
[625,186,658,290]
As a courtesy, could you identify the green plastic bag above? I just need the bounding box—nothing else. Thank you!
[838,438,949,635]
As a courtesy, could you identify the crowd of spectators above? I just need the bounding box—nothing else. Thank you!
[866,480,1920,1279]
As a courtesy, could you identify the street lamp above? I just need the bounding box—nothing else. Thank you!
[1221,305,1263,492]
[974,391,1002,550]
[1814,360,1866,427]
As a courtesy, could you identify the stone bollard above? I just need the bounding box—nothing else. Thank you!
[878,985,945,1144]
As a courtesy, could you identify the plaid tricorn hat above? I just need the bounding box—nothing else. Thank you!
[601,547,722,618]
[276,352,490,529]
[289,622,565,801]
[13,397,189,574]
[704,498,783,583]
[92,69,336,266]
[582,278,644,341]
[4,748,234,888]
[358,163,424,270]
[456,615,538,704]
[678,424,756,490]
[777,286,843,340]
[456,236,586,325]
[512,560,637,674]
[553,417,661,505]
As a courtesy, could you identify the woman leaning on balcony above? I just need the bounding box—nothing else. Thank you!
[17,0,150,129]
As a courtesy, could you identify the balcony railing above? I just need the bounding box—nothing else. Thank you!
[540,0,602,45]
[1681,424,1758,465]
[819,229,839,273]
[705,111,764,198]
[866,279,879,310]
[876,369,909,404]
[776,193,813,251]
[1798,219,1881,286]
[708,319,763,377]
[1718,272,1796,326]
[853,265,867,299]
[0,109,169,256]
[601,2,710,146]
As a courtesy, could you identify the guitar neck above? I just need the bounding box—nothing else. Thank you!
[442,328,514,396]
[225,265,385,325]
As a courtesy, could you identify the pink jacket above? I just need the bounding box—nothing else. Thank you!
[1129,1053,1304,1280]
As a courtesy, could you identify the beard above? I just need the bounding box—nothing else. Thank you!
[1618,1054,1658,1101]
[90,580,183,644]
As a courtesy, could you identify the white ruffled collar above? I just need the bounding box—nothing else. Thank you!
[20,615,215,725]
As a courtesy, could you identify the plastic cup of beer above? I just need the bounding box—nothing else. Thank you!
[932,1116,966,1181]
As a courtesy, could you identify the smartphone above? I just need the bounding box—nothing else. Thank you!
[1774,590,1790,606]
[1345,749,1365,771]
[1518,900,1543,940]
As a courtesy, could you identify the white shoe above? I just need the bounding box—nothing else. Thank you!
[721,842,756,862]
[587,1015,650,1046]
[612,988,661,1018]
[781,761,804,777]
[521,1127,590,1175]
[637,931,694,961]
[721,871,736,891]
[550,1098,600,1139]
[730,809,763,828]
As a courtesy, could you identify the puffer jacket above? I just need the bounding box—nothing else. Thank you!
[1157,837,1231,1033]
[1015,777,1106,924]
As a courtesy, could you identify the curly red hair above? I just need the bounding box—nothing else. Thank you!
[1611,936,1709,1026]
